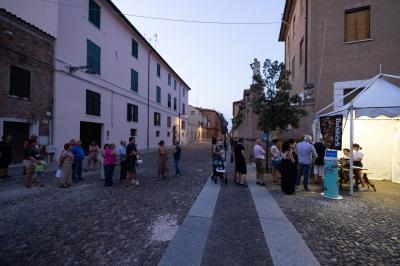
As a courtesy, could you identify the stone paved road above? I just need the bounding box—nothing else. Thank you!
[0,143,211,265]
[201,162,273,266]
[267,178,400,266]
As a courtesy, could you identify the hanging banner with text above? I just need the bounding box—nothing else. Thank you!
[319,115,343,150]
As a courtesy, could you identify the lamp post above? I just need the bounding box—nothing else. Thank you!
[68,65,96,74]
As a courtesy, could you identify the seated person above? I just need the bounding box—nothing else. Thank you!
[353,143,366,190]
[340,148,351,167]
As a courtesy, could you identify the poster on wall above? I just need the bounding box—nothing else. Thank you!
[319,115,343,150]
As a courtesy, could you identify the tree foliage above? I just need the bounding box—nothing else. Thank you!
[252,59,307,132]
[218,112,228,135]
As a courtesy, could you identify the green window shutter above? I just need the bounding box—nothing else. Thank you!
[131,69,138,92]
[87,39,101,74]
[132,39,138,58]
[157,63,160,77]
[174,97,177,110]
[133,105,138,122]
[89,0,101,28]
[156,86,161,103]
[168,94,171,108]
[127,104,132,121]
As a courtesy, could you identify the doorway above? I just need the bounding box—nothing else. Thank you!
[3,121,30,163]
[80,121,102,155]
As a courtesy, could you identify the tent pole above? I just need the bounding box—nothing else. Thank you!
[349,107,354,196]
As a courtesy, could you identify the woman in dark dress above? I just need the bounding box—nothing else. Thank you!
[234,138,247,186]
[280,141,296,195]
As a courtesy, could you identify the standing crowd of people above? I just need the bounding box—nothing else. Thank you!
[0,133,183,189]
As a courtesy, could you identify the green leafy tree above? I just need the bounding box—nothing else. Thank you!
[218,112,228,135]
[252,59,306,132]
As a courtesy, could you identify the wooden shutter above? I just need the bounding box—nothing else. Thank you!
[345,7,370,42]
[89,0,100,28]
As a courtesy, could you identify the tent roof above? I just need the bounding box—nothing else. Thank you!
[319,75,400,118]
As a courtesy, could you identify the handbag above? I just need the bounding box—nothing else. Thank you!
[55,167,62,178]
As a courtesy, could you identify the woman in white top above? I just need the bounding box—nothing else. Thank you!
[270,139,282,183]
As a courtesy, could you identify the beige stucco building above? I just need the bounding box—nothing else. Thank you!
[187,105,207,143]
[279,0,400,138]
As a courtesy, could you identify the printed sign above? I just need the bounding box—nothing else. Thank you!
[320,115,343,150]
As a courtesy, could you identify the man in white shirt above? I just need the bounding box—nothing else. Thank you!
[253,139,266,185]
[353,143,366,189]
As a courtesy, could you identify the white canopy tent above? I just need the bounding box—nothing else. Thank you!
[316,74,400,194]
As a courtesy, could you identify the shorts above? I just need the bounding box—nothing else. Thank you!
[23,160,35,174]
[126,160,136,173]
[255,159,265,174]
[314,165,324,176]
[271,160,281,170]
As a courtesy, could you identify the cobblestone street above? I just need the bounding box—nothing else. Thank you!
[267,178,400,266]
[0,143,211,265]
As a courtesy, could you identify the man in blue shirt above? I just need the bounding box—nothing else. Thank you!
[72,140,85,182]
[295,135,318,191]
[173,142,182,176]
[118,140,127,181]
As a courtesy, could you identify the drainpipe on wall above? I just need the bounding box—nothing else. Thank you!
[305,0,309,84]
[178,84,181,144]
[147,50,153,149]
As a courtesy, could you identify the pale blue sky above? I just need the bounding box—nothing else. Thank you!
[113,0,286,125]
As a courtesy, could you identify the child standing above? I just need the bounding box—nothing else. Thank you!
[34,160,47,187]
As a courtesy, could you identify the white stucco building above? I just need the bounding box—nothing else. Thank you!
[2,0,190,155]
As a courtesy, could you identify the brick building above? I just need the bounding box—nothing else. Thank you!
[232,88,264,160]
[0,9,55,162]
[279,0,400,138]
[198,108,221,139]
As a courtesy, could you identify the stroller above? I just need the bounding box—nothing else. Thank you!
[211,156,227,184]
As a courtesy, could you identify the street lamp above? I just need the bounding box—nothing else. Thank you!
[68,65,97,74]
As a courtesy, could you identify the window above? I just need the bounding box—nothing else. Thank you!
[191,111,196,115]
[9,65,30,99]
[167,132,170,137]
[168,93,171,108]
[343,88,363,105]
[291,57,295,78]
[174,97,177,110]
[299,38,304,66]
[88,0,101,28]
[174,79,177,90]
[168,74,171,86]
[127,103,138,122]
[131,69,138,92]
[156,86,161,103]
[154,112,161,126]
[132,38,138,58]
[156,131,160,137]
[181,121,186,130]
[182,103,186,114]
[157,63,161,77]
[87,39,101,74]
[130,128,137,137]
[86,90,101,116]
[345,7,370,42]
[183,88,186,97]
[292,16,296,38]
[167,116,171,127]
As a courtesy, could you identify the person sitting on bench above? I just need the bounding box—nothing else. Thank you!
[353,143,367,190]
